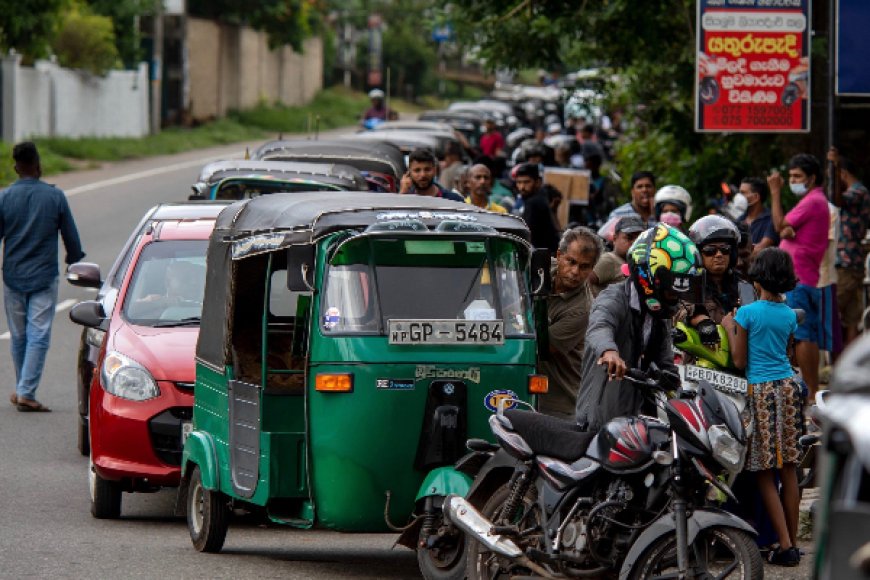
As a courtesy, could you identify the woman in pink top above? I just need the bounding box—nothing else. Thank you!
[768,153,829,400]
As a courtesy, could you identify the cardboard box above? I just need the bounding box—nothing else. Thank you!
[544,168,590,228]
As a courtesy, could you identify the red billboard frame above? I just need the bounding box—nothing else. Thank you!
[696,0,811,133]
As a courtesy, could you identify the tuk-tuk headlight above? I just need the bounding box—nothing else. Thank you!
[101,351,160,401]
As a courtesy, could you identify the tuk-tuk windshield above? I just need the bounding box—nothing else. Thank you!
[322,237,532,336]
[215,178,342,200]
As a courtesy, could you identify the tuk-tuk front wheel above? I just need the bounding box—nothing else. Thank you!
[187,466,229,553]
[417,520,466,580]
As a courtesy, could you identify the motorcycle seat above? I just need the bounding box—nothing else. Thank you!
[502,409,596,463]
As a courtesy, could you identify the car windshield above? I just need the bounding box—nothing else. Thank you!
[321,237,532,336]
[123,240,208,326]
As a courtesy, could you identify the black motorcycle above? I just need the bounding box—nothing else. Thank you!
[446,369,763,579]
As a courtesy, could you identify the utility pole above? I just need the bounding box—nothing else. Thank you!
[150,5,164,134]
[826,0,837,200]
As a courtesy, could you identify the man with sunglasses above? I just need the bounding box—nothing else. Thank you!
[677,216,755,345]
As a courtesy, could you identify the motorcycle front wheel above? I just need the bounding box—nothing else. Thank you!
[466,482,543,580]
[629,526,763,580]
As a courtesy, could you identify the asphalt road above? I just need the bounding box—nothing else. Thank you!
[0,135,814,578]
[0,136,420,579]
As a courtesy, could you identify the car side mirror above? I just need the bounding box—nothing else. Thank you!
[66,262,102,289]
[287,245,315,292]
[69,300,106,328]
[529,248,551,296]
[188,182,207,201]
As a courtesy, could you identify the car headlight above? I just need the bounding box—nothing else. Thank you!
[709,424,744,472]
[101,351,160,401]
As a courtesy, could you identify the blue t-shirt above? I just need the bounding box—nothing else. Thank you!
[734,300,797,384]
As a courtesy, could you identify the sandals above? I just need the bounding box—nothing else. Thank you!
[16,398,51,412]
[767,546,800,567]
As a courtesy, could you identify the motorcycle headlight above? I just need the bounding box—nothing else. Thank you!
[709,424,744,472]
[101,351,160,401]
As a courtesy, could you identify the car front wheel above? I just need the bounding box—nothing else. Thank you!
[187,466,229,553]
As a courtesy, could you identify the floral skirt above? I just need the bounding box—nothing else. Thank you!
[745,377,804,471]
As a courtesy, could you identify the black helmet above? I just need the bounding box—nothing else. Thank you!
[689,215,740,267]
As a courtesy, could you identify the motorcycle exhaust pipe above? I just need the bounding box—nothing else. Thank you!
[445,495,557,578]
[444,495,523,558]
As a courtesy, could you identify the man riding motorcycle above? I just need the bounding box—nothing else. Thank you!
[575,223,703,431]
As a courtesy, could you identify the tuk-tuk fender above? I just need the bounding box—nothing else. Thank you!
[181,431,220,490]
[618,507,757,580]
[415,466,473,503]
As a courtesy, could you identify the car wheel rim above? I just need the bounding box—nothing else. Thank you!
[190,480,204,534]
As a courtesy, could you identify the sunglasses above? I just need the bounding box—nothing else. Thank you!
[701,244,731,257]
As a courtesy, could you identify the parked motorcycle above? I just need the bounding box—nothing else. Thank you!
[813,336,870,579]
[446,367,763,579]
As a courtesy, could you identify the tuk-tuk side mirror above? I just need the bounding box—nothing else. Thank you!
[287,245,316,292]
[188,182,207,201]
[69,300,106,328]
[66,262,102,289]
[530,248,551,296]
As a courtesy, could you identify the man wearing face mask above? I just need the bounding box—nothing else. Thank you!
[739,177,779,256]
[768,153,829,400]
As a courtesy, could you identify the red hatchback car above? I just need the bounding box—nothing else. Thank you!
[70,207,219,518]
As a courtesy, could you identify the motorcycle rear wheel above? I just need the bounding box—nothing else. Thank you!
[466,483,543,580]
[629,526,763,580]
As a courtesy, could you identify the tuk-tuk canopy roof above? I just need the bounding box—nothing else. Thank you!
[252,139,405,178]
[194,159,367,190]
[215,190,530,259]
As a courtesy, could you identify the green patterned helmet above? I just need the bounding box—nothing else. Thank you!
[627,223,703,317]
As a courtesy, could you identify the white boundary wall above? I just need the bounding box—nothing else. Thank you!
[2,54,149,142]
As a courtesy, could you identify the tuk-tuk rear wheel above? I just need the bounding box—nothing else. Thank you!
[187,466,229,553]
[417,523,466,580]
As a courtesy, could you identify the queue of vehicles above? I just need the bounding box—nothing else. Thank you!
[62,94,856,579]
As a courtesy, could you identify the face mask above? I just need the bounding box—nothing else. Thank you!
[660,211,683,227]
[790,182,808,196]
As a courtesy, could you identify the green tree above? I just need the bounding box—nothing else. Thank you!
[0,0,69,62]
[87,0,157,68]
[52,2,120,75]
[440,0,792,208]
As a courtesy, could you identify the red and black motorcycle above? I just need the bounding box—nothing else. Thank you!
[447,367,763,579]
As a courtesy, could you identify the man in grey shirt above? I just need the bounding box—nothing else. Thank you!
[539,227,603,419]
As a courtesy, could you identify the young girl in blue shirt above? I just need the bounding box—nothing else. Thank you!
[723,247,801,567]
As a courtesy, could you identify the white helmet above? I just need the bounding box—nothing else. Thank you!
[368,88,385,99]
[653,185,693,222]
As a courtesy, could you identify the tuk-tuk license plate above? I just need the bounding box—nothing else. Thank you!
[684,365,748,394]
[181,421,193,443]
[389,320,504,345]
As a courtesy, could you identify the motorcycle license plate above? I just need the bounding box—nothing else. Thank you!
[181,421,193,443]
[684,365,748,394]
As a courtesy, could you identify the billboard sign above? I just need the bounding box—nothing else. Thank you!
[696,0,811,133]
[838,0,870,96]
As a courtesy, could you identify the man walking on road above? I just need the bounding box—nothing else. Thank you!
[1,142,84,412]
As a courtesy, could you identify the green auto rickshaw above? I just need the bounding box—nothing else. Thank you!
[178,191,549,577]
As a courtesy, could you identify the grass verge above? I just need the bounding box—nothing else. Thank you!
[17,87,427,178]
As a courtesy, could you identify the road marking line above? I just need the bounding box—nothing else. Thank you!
[0,298,79,339]
[65,155,229,197]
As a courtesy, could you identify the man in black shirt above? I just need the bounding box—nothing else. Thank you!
[515,163,560,254]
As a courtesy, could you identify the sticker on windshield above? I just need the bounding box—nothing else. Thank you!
[484,389,518,413]
[323,307,341,330]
